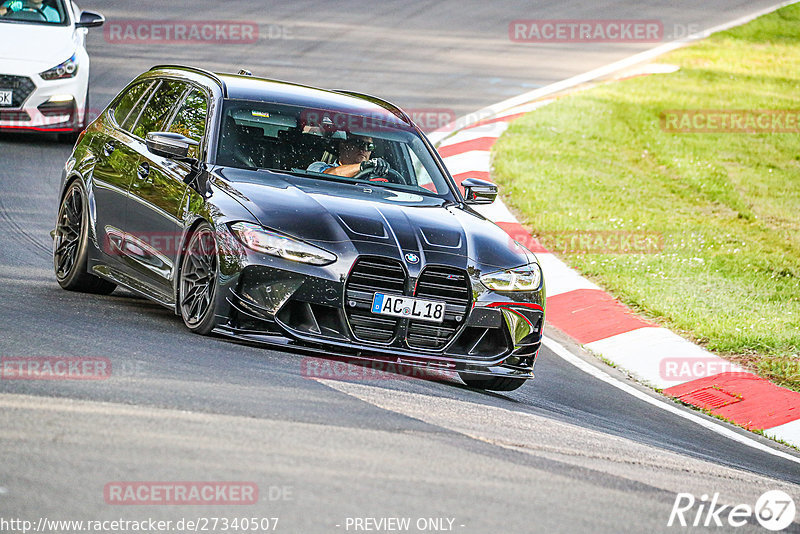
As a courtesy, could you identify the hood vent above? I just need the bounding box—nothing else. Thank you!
[420,227,462,248]
[338,215,387,239]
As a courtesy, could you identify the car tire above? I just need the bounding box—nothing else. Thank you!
[458,372,527,392]
[178,223,219,335]
[53,181,117,294]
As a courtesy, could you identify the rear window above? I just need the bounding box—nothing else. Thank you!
[165,87,208,158]
[112,81,154,130]
[131,80,188,139]
[166,88,208,143]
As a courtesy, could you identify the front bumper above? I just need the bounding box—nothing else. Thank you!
[0,69,88,133]
[212,254,545,377]
[213,324,537,380]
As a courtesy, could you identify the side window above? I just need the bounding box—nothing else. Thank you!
[122,81,159,133]
[166,88,208,155]
[113,81,153,129]
[131,80,188,140]
[407,145,440,194]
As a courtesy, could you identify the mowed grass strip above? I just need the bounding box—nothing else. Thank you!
[492,5,800,390]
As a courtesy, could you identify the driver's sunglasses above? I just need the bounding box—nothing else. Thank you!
[348,139,375,151]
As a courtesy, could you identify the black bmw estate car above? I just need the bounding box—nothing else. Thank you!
[54,65,545,390]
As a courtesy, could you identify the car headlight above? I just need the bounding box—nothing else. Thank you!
[40,54,79,81]
[230,222,336,266]
[480,264,542,291]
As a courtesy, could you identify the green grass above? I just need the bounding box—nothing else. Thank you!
[492,5,800,390]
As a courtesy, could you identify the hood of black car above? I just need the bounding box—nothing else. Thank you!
[215,168,532,270]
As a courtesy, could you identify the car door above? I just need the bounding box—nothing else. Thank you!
[91,80,155,263]
[123,80,207,299]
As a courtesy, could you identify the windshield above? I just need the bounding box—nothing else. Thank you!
[215,99,455,199]
[0,0,68,24]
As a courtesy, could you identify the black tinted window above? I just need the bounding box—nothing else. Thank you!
[113,81,153,129]
[131,80,188,139]
[167,89,208,143]
[215,100,453,197]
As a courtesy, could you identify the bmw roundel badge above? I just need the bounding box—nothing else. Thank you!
[405,253,419,264]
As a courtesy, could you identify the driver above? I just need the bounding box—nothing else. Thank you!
[307,135,390,179]
[0,0,60,21]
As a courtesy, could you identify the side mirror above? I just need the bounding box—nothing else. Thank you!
[146,131,199,160]
[461,177,498,205]
[75,10,105,28]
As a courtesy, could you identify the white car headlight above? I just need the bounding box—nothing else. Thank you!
[480,264,542,291]
[40,54,79,80]
[230,222,336,266]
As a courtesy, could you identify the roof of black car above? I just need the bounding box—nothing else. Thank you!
[217,73,410,125]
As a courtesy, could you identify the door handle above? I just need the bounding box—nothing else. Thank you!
[102,142,115,157]
[137,161,151,182]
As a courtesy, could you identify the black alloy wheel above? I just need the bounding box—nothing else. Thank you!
[53,181,116,294]
[179,223,219,334]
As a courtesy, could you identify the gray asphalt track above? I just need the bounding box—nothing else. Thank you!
[1,1,798,532]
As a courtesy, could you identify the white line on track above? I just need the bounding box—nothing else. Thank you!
[429,0,800,463]
[543,336,800,465]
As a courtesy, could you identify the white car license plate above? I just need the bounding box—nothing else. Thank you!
[371,293,446,323]
[0,90,12,106]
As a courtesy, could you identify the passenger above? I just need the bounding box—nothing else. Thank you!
[308,135,390,179]
[0,0,61,22]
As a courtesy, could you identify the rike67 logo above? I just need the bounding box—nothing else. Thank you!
[668,490,796,531]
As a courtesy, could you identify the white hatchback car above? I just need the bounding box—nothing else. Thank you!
[0,0,103,137]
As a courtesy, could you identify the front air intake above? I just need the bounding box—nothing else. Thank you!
[407,266,471,350]
[344,257,406,343]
